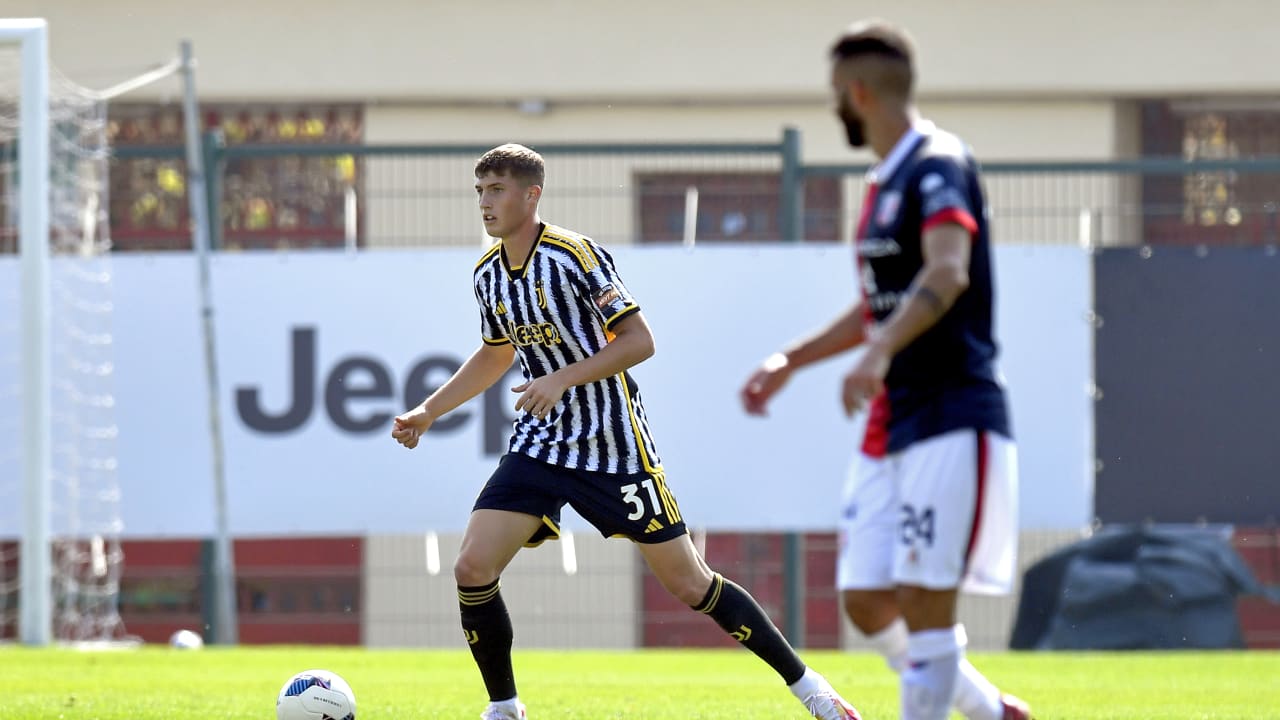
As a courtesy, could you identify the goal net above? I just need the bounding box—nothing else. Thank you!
[0,20,129,644]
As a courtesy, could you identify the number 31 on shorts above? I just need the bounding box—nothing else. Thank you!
[620,478,664,521]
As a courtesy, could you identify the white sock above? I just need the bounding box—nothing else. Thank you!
[787,666,825,701]
[864,619,1003,720]
[864,617,910,673]
[954,659,1004,720]
[901,625,965,720]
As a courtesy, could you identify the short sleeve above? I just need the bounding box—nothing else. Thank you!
[475,282,510,346]
[915,157,979,237]
[577,240,640,331]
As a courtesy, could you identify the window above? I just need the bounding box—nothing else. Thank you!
[1141,100,1280,245]
[636,172,840,243]
[118,575,202,614]
[109,104,363,251]
[238,577,359,615]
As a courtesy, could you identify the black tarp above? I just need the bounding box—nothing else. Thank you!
[1010,526,1279,650]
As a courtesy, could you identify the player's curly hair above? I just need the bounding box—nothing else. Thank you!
[475,143,545,187]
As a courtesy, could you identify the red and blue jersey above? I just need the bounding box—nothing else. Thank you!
[855,121,1010,453]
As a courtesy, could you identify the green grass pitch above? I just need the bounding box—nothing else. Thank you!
[2,646,1277,719]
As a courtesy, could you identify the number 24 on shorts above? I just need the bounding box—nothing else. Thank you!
[900,503,935,546]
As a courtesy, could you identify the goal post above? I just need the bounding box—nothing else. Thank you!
[0,16,53,648]
[2,18,196,647]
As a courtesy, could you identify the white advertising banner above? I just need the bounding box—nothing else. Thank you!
[1,244,1093,536]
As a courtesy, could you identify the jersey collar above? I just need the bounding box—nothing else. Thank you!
[500,223,547,280]
[866,119,935,186]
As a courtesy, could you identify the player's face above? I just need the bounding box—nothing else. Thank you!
[475,172,537,238]
[834,88,866,148]
[830,64,867,148]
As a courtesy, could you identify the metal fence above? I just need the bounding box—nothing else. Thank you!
[803,157,1280,247]
[8,129,1280,253]
[106,133,795,252]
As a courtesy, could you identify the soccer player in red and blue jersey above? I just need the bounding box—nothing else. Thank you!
[743,20,1031,720]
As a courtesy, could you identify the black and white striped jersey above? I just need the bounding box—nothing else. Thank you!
[473,223,662,474]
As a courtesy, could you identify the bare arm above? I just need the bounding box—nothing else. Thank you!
[777,300,868,369]
[865,223,971,355]
[741,300,868,416]
[513,311,655,417]
[392,342,515,449]
[422,342,516,418]
[841,223,971,415]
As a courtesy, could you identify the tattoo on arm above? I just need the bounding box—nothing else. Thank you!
[913,285,946,316]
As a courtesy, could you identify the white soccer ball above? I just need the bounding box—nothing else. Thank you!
[276,669,357,720]
[168,629,204,649]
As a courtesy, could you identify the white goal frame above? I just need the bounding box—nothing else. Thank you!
[1,17,52,647]
[4,20,219,648]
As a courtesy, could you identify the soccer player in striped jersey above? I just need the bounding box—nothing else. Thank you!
[392,143,861,720]
[742,20,1031,720]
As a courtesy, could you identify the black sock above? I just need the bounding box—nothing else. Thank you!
[458,579,517,702]
[693,572,807,685]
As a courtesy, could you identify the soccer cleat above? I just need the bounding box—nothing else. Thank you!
[480,699,527,720]
[801,686,862,720]
[1000,693,1032,720]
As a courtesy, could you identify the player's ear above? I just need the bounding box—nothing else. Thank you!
[849,78,873,109]
[527,184,542,203]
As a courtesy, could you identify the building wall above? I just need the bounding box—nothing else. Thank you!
[361,530,1076,653]
[12,0,1280,101]
[361,101,1128,247]
[363,100,1126,161]
[364,532,641,650]
[104,528,1280,651]
[7,0,1270,170]
[11,0,1210,248]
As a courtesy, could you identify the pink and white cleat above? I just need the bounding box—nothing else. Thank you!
[801,685,862,720]
[1000,693,1032,720]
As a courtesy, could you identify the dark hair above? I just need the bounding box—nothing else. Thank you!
[475,143,545,187]
[830,20,914,64]
[829,20,915,95]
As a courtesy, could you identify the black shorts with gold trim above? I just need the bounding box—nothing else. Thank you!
[474,452,687,546]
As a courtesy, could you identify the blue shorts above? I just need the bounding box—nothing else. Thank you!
[474,453,688,546]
